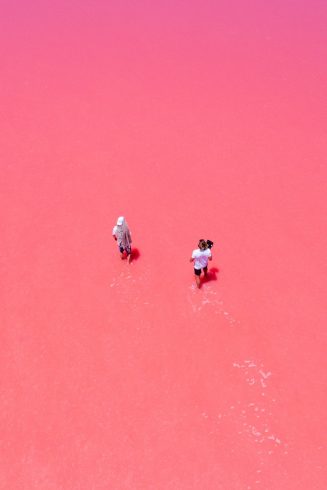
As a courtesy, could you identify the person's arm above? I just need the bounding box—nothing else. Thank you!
[190,257,194,263]
[206,248,212,260]
[112,226,117,240]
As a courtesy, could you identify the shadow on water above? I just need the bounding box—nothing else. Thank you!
[129,248,140,263]
[201,267,219,286]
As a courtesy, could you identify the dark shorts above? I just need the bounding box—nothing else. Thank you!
[194,266,207,276]
[119,245,131,254]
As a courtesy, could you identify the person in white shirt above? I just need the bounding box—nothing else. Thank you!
[112,216,132,262]
[190,239,212,288]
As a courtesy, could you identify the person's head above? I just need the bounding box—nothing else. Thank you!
[198,239,208,251]
[117,216,125,226]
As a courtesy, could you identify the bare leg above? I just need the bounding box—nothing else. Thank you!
[128,249,132,263]
[203,266,208,277]
[195,274,201,288]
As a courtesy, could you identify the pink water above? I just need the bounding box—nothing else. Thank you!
[1,1,326,489]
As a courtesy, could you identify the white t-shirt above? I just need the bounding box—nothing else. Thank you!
[112,225,118,236]
[192,248,211,269]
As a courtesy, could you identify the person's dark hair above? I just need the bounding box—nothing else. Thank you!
[198,239,208,250]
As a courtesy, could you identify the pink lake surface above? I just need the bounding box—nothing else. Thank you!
[1,1,326,489]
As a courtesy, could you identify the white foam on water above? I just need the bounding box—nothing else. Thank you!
[186,285,240,324]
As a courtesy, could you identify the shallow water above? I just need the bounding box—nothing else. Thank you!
[1,1,326,489]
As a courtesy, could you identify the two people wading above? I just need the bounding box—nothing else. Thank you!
[113,217,214,289]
